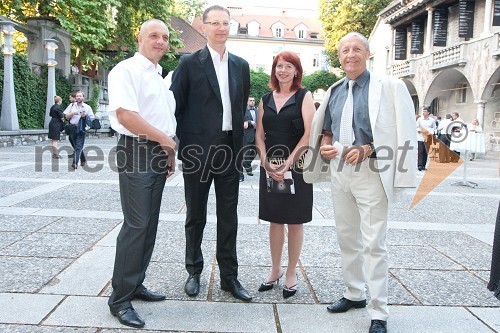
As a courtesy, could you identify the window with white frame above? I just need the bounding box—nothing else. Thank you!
[456,83,467,103]
[313,54,320,67]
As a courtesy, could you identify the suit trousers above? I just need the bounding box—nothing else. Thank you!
[242,141,257,172]
[69,126,86,162]
[183,135,240,282]
[108,135,168,313]
[417,140,428,168]
[330,157,389,321]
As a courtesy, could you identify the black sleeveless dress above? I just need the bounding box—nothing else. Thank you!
[258,88,313,224]
[48,104,64,140]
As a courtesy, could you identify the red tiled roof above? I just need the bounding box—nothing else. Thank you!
[192,14,323,41]
[233,14,323,39]
[169,16,206,54]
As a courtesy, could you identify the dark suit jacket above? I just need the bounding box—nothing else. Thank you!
[170,46,250,165]
[243,107,257,144]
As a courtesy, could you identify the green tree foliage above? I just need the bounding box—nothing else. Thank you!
[249,69,271,104]
[1,0,117,70]
[0,0,204,68]
[302,70,339,93]
[319,0,390,67]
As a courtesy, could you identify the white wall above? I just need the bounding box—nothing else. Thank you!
[227,39,325,75]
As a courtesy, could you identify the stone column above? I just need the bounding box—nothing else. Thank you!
[44,39,58,129]
[425,6,433,55]
[482,0,493,37]
[0,22,19,131]
[476,100,486,126]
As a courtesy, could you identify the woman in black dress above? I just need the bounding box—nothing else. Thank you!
[48,96,64,159]
[255,51,315,298]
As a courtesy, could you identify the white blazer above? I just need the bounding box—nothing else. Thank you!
[303,73,417,202]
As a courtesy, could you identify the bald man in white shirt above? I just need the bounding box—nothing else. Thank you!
[107,19,176,329]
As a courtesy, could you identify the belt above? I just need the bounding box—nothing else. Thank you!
[70,124,78,127]
[220,130,232,136]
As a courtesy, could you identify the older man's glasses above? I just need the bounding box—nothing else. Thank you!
[204,21,230,28]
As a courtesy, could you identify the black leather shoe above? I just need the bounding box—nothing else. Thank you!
[112,307,145,328]
[71,163,77,170]
[221,278,252,302]
[369,320,387,333]
[327,297,366,313]
[80,161,86,167]
[184,273,200,296]
[134,288,166,301]
[68,153,74,158]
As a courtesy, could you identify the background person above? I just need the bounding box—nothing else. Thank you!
[303,32,417,333]
[240,96,258,181]
[48,95,65,159]
[255,51,315,299]
[170,5,252,302]
[416,106,436,171]
[107,19,177,329]
[63,91,94,169]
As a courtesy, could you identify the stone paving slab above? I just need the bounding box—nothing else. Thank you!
[38,217,121,236]
[0,257,72,293]
[277,304,493,333]
[0,215,58,233]
[0,293,64,325]
[0,325,98,332]
[391,269,498,307]
[40,245,115,296]
[44,296,276,332]
[0,180,44,198]
[0,232,101,258]
[468,307,500,332]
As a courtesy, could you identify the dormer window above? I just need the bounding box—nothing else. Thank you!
[272,22,285,38]
[229,19,239,36]
[294,23,307,39]
[248,20,260,36]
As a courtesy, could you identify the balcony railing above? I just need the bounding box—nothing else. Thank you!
[431,43,467,70]
[391,60,415,78]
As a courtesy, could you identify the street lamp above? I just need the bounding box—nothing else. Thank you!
[44,38,58,129]
[0,21,20,131]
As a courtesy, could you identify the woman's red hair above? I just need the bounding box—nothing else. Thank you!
[269,51,303,92]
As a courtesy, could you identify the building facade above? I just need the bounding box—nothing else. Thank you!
[192,3,326,75]
[369,0,500,152]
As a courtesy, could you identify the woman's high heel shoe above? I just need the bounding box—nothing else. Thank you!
[283,284,298,298]
[258,272,283,292]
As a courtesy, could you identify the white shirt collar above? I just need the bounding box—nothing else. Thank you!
[207,44,228,63]
[133,52,163,75]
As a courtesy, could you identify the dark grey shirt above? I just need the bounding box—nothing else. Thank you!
[323,70,373,145]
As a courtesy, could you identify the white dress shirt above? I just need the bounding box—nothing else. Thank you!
[107,52,176,137]
[63,102,94,125]
[207,45,232,131]
[416,116,436,142]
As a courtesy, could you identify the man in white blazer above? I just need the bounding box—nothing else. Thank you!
[303,32,416,333]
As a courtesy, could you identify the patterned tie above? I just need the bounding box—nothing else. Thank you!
[339,80,355,146]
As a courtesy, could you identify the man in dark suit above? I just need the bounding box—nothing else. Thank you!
[170,5,252,302]
[240,96,258,181]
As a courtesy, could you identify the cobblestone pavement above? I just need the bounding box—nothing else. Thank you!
[0,137,498,332]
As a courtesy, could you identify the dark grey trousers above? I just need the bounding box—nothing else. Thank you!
[108,135,168,313]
